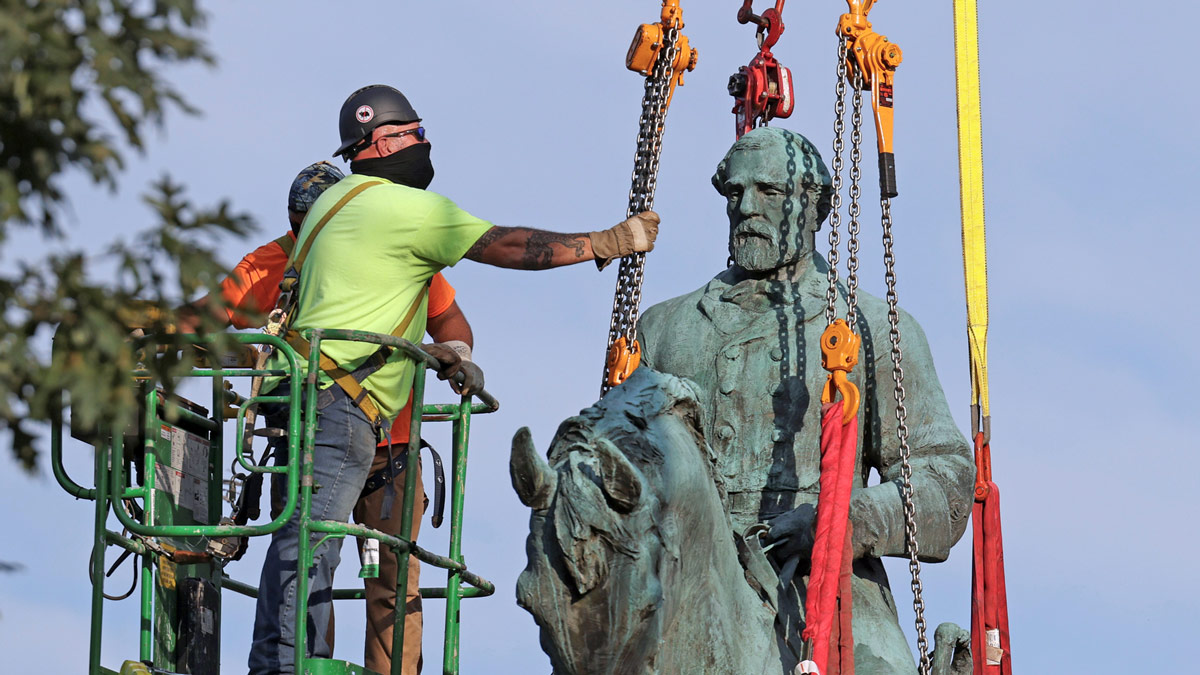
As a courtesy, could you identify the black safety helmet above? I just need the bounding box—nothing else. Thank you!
[334,84,421,159]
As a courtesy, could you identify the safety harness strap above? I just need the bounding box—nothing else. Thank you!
[285,180,383,273]
[272,233,296,259]
[284,283,428,428]
[359,439,447,529]
[275,180,383,316]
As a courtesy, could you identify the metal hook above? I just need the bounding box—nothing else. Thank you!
[737,1,787,50]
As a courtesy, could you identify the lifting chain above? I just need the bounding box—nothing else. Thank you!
[824,38,865,330]
[823,39,846,328]
[881,195,931,673]
[835,2,930,670]
[846,64,863,329]
[821,38,863,426]
[601,16,684,397]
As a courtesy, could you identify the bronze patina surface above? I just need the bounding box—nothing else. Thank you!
[515,128,974,674]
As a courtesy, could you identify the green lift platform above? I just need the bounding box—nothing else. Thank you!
[53,329,499,675]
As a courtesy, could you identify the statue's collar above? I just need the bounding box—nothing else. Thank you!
[698,257,830,320]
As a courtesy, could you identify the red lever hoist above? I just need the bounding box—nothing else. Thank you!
[728,1,795,139]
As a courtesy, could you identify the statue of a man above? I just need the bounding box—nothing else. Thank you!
[637,127,974,672]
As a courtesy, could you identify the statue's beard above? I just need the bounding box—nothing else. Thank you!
[730,220,803,272]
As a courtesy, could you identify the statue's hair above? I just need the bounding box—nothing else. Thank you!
[711,127,834,228]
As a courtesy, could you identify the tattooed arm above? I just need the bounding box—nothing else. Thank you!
[463,226,593,270]
[462,212,659,270]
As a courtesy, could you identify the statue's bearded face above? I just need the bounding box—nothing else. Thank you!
[720,147,809,273]
[712,128,832,275]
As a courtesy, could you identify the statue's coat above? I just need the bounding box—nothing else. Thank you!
[638,257,974,672]
[637,127,974,672]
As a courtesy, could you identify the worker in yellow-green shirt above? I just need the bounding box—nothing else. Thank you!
[249,84,660,675]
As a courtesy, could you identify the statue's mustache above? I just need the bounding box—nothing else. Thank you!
[732,220,778,244]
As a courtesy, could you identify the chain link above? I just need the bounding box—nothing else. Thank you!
[846,70,865,329]
[825,39,848,326]
[881,196,931,673]
[846,67,864,329]
[827,39,862,329]
[601,25,681,396]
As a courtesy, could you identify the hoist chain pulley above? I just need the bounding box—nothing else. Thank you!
[601,0,697,396]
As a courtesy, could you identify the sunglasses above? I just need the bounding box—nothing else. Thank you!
[375,127,427,144]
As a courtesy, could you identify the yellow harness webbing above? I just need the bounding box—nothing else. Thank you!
[285,180,383,273]
[277,178,426,427]
[272,233,296,258]
[285,285,428,427]
[954,0,989,423]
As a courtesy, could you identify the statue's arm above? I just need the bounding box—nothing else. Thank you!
[636,304,666,370]
[850,310,974,562]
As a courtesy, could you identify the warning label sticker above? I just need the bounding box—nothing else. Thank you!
[155,464,183,500]
[157,424,211,523]
[166,426,209,478]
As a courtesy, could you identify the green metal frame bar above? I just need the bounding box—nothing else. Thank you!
[88,430,111,675]
[442,394,476,673]
[57,330,498,675]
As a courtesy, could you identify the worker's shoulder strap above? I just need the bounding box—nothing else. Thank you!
[284,281,431,428]
[272,233,296,259]
[285,179,384,274]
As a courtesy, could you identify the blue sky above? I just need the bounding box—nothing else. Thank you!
[2,1,1196,672]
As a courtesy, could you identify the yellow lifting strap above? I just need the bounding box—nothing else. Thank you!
[954,0,990,424]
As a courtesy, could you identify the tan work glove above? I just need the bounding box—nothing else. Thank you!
[589,211,660,270]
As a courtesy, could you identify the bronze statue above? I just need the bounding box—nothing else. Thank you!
[513,128,974,674]
[512,369,781,673]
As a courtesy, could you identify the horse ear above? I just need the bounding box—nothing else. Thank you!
[595,440,642,514]
[510,427,557,510]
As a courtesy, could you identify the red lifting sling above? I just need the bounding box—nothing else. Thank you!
[971,434,1011,673]
[801,401,858,675]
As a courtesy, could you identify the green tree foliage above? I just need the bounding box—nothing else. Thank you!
[0,0,253,471]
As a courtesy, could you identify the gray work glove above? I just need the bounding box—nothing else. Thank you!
[589,211,660,270]
[422,343,485,396]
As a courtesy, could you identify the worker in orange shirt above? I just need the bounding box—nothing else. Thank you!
[183,161,471,673]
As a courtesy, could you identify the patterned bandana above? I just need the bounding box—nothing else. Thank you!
[287,161,345,213]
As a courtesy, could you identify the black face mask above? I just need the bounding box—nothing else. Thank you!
[351,143,435,189]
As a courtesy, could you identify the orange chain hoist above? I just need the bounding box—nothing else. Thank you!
[601,1,697,395]
[838,0,903,197]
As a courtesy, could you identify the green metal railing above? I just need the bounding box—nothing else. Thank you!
[53,330,499,675]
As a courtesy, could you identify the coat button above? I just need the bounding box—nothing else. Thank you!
[717,424,734,441]
[770,347,783,361]
[724,346,742,360]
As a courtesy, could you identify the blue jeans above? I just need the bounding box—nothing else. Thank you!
[248,384,377,674]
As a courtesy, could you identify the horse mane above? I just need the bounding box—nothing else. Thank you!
[549,368,725,596]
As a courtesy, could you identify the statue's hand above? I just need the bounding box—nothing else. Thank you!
[762,503,817,564]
